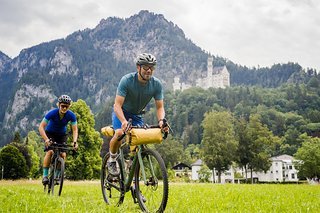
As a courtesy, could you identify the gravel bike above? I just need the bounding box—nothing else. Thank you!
[101,119,170,212]
[43,142,75,196]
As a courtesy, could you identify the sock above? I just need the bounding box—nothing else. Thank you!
[109,152,117,162]
[43,168,49,177]
[54,170,61,178]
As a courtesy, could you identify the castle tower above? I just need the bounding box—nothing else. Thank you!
[207,57,213,78]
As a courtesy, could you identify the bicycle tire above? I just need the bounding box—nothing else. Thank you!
[134,148,168,213]
[57,157,65,196]
[50,157,65,196]
[101,153,124,206]
[47,166,54,194]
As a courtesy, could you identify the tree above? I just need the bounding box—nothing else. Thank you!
[12,131,22,143]
[198,165,211,183]
[245,114,281,183]
[25,131,43,178]
[294,134,320,180]
[155,135,189,167]
[0,145,28,179]
[65,99,103,180]
[235,117,252,181]
[201,111,238,183]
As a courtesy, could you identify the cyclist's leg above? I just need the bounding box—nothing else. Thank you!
[42,150,53,184]
[43,131,56,184]
[107,112,123,175]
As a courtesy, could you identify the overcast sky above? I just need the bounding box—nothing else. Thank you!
[0,0,319,71]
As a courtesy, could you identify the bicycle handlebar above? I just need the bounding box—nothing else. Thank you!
[47,142,77,153]
[117,118,171,141]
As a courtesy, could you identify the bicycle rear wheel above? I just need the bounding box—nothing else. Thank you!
[50,157,65,196]
[134,148,168,213]
[101,153,124,206]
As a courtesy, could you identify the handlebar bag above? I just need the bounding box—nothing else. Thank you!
[127,128,163,146]
[101,126,115,137]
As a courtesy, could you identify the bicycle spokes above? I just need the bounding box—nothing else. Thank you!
[135,149,168,213]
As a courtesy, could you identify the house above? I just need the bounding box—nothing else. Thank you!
[253,154,299,182]
[172,162,192,178]
[191,155,299,183]
[191,159,234,183]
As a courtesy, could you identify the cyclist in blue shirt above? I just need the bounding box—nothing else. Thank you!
[108,53,168,176]
[39,95,78,184]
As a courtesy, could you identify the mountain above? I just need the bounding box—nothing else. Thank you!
[0,10,316,146]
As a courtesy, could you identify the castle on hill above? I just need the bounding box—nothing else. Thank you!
[173,57,230,91]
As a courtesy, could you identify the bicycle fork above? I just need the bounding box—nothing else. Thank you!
[137,149,157,186]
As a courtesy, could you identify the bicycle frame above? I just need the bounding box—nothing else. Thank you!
[45,142,74,196]
[101,118,170,211]
[117,143,158,192]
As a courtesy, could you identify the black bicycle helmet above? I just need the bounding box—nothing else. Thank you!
[58,95,72,104]
[136,53,157,65]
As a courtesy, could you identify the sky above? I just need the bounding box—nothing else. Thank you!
[0,0,319,71]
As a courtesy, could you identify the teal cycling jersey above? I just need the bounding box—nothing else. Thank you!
[43,108,77,135]
[117,72,163,114]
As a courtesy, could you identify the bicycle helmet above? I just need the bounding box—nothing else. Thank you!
[58,95,72,104]
[136,53,157,66]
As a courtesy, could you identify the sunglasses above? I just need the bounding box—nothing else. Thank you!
[60,104,70,109]
[141,65,156,71]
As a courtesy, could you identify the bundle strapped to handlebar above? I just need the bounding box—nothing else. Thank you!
[101,118,170,146]
[126,128,163,146]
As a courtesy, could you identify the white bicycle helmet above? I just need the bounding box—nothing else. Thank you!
[136,53,157,65]
[58,95,72,104]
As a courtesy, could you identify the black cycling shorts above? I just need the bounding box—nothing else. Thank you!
[44,131,68,151]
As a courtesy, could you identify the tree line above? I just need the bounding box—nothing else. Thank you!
[1,81,320,181]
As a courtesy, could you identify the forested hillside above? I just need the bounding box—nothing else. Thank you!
[0,10,318,147]
[97,80,320,157]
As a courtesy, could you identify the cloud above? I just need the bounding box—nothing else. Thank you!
[0,0,319,71]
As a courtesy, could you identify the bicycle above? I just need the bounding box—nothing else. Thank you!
[101,119,170,212]
[43,142,75,196]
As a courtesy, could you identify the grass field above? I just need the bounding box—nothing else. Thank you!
[0,180,319,212]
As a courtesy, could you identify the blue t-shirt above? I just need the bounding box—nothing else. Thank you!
[117,72,163,114]
[43,108,77,135]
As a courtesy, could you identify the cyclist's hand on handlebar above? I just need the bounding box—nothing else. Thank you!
[159,119,169,133]
[45,138,52,147]
[73,141,78,151]
[121,120,128,132]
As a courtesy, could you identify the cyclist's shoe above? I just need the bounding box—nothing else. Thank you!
[54,178,60,185]
[42,176,49,185]
[107,161,119,176]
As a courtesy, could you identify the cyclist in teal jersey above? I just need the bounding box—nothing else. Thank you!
[39,95,78,184]
[108,53,168,176]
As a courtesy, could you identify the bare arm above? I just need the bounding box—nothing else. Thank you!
[113,95,127,131]
[72,124,78,142]
[155,99,166,126]
[39,120,49,141]
[39,120,50,146]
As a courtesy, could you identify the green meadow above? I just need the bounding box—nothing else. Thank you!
[0,180,319,212]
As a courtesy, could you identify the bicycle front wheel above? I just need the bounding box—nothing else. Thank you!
[50,157,65,196]
[101,153,124,206]
[134,148,168,213]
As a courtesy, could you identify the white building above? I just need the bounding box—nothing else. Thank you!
[191,155,299,183]
[172,56,230,91]
[196,57,230,89]
[172,77,192,91]
[191,159,234,183]
[254,154,299,182]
